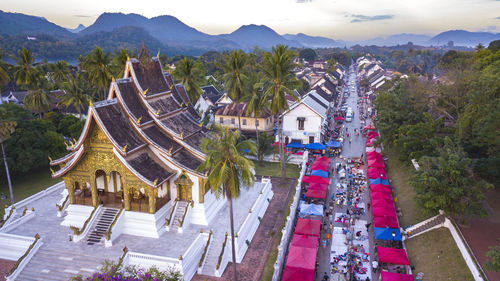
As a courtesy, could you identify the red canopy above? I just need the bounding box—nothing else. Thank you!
[368,158,386,169]
[310,162,329,171]
[373,215,399,228]
[380,271,414,281]
[334,116,345,121]
[315,156,331,164]
[282,245,317,281]
[282,264,315,281]
[302,175,329,184]
[366,151,382,160]
[295,218,321,237]
[377,246,410,265]
[306,188,327,199]
[367,168,387,179]
[371,198,395,209]
[291,234,319,249]
[370,183,392,193]
[364,124,376,131]
[372,206,396,217]
[308,183,328,191]
[368,131,380,139]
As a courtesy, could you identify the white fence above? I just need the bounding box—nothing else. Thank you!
[271,151,308,281]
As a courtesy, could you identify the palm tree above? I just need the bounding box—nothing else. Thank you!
[221,50,249,130]
[113,48,134,78]
[260,45,298,179]
[12,48,38,88]
[0,117,17,205]
[83,47,112,101]
[0,50,10,86]
[172,57,205,102]
[60,74,93,120]
[49,60,70,84]
[23,84,52,118]
[197,124,256,281]
[246,72,267,158]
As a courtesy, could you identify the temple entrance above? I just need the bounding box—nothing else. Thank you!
[74,182,92,205]
[175,172,193,201]
[130,188,149,212]
[95,170,123,208]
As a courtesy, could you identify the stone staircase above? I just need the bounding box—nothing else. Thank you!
[405,214,445,239]
[201,233,226,276]
[15,246,108,281]
[86,207,119,245]
[170,201,188,232]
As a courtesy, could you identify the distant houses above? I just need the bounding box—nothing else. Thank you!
[214,102,274,133]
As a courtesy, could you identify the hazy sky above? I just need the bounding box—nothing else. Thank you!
[2,0,499,40]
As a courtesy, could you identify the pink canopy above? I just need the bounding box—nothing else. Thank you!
[367,168,387,179]
[371,191,394,202]
[302,175,329,184]
[371,198,395,209]
[380,271,414,281]
[295,218,321,237]
[368,158,386,169]
[377,246,411,265]
[368,131,380,139]
[370,183,392,193]
[372,205,396,217]
[282,245,317,281]
[366,151,382,160]
[364,124,376,131]
[306,188,327,199]
[282,266,314,281]
[308,183,328,191]
[291,234,319,249]
[310,162,329,171]
[314,156,331,164]
[373,215,399,228]
[334,116,345,121]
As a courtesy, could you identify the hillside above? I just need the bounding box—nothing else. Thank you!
[429,30,500,47]
[0,10,73,38]
[283,33,339,48]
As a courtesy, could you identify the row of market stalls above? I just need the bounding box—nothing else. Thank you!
[365,126,414,281]
[282,156,331,281]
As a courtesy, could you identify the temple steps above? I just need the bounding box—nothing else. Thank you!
[15,247,111,281]
[201,231,227,276]
[86,207,120,245]
[170,200,188,232]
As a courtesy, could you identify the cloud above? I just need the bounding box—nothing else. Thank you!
[296,0,312,2]
[73,14,91,18]
[350,14,394,23]
[495,16,500,19]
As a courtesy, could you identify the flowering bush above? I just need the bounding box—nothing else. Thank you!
[70,260,182,281]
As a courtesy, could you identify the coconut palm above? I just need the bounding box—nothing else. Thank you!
[83,47,112,101]
[113,48,134,78]
[246,72,267,159]
[172,57,205,102]
[60,74,93,120]
[0,115,17,205]
[12,47,38,88]
[23,74,52,118]
[221,50,249,129]
[0,50,10,86]
[49,60,70,84]
[260,45,298,179]
[197,124,256,281]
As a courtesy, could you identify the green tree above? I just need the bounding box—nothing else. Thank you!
[485,240,500,272]
[0,50,10,87]
[488,40,500,54]
[410,137,492,218]
[23,75,52,118]
[12,47,38,88]
[197,124,256,281]
[299,48,317,61]
[221,50,249,130]
[49,60,70,84]
[256,131,277,162]
[261,45,298,178]
[57,114,85,139]
[172,57,205,102]
[0,115,17,205]
[112,48,134,78]
[60,74,93,120]
[83,47,112,101]
[327,57,337,73]
[246,72,267,158]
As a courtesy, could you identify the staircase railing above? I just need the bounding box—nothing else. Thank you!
[0,207,15,228]
[178,200,193,231]
[5,234,42,281]
[165,199,178,230]
[215,232,229,276]
[70,205,101,242]
[104,205,125,247]
[198,230,212,272]
[56,195,69,217]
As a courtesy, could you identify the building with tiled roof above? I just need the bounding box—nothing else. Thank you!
[214,102,274,133]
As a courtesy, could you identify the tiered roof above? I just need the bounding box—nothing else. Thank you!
[50,56,207,188]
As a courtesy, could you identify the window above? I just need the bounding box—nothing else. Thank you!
[231,118,235,125]
[309,136,315,144]
[298,119,305,130]
[256,119,259,127]
[242,119,247,125]
[219,117,223,123]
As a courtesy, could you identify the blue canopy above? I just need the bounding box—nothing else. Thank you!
[311,169,329,178]
[374,227,402,241]
[242,148,250,153]
[326,140,342,148]
[286,142,305,149]
[299,202,324,217]
[305,143,326,150]
[370,178,390,185]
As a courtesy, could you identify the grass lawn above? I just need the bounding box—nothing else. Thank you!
[384,148,430,227]
[253,161,300,179]
[0,167,60,217]
[405,228,474,281]
[261,181,297,281]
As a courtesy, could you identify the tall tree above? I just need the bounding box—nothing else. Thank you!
[113,48,134,78]
[60,74,93,120]
[261,45,298,179]
[83,47,112,101]
[172,57,205,102]
[246,72,267,159]
[197,124,256,281]
[12,47,38,88]
[0,117,16,205]
[23,74,52,118]
[0,50,10,87]
[49,60,70,84]
[221,50,249,130]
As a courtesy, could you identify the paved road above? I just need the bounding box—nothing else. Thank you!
[316,65,377,281]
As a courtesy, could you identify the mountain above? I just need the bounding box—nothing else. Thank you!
[283,33,340,48]
[429,30,500,47]
[0,10,73,37]
[219,24,300,49]
[66,24,86,33]
[351,33,432,46]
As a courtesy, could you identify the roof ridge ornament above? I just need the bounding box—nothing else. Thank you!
[153,178,158,186]
[48,156,52,162]
[50,168,55,175]
[169,146,173,154]
[122,144,128,153]
[143,88,149,96]
[155,109,161,116]
[180,131,184,139]
[157,50,160,60]
[136,116,142,125]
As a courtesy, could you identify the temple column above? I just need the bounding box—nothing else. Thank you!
[91,173,98,207]
[198,177,205,203]
[123,185,131,211]
[65,178,76,204]
[147,187,156,214]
